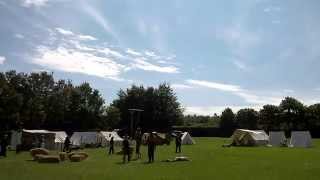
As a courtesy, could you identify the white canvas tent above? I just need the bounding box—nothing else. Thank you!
[21,129,56,150]
[70,132,101,146]
[50,131,68,150]
[231,129,269,146]
[100,131,123,146]
[269,131,286,146]
[289,131,312,148]
[181,132,195,145]
[10,130,22,150]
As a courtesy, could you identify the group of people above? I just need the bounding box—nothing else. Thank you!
[107,128,183,164]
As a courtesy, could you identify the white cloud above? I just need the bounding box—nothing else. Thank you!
[186,79,282,105]
[14,34,25,39]
[233,60,248,71]
[0,56,6,64]
[145,51,156,57]
[32,46,126,81]
[56,28,74,36]
[171,84,194,90]
[81,2,119,41]
[98,48,124,58]
[184,105,262,116]
[21,0,49,7]
[132,58,179,73]
[272,20,281,24]
[126,48,142,56]
[283,89,294,93]
[186,79,242,92]
[78,35,97,41]
[263,6,281,13]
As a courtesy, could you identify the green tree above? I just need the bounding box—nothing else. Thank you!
[259,105,280,131]
[279,97,306,130]
[219,108,235,130]
[236,108,259,129]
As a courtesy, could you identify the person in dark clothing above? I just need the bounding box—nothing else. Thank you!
[63,136,71,153]
[135,128,142,159]
[109,136,114,155]
[147,133,156,163]
[175,133,182,153]
[122,136,130,163]
[0,134,8,157]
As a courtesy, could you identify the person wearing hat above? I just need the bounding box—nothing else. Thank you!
[147,132,156,163]
[122,135,130,163]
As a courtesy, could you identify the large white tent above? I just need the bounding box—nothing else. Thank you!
[181,132,195,145]
[10,130,22,150]
[100,131,123,146]
[269,131,286,146]
[70,132,101,146]
[231,129,269,146]
[50,131,68,150]
[289,131,312,148]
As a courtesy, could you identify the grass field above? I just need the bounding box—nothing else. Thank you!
[1,138,320,180]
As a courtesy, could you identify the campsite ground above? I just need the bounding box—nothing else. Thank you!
[1,138,320,180]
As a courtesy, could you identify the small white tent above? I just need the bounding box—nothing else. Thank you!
[289,131,312,148]
[269,131,286,146]
[231,129,269,146]
[100,131,123,146]
[181,132,195,145]
[71,132,101,146]
[10,130,22,150]
[50,131,67,150]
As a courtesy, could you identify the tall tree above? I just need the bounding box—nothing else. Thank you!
[236,108,259,129]
[219,108,235,130]
[259,105,280,131]
[279,97,306,130]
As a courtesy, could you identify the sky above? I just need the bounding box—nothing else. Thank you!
[0,0,320,115]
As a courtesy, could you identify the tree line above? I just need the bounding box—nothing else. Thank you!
[0,71,183,132]
[1,70,320,133]
[219,97,320,132]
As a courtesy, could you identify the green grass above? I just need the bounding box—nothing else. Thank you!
[1,138,320,180]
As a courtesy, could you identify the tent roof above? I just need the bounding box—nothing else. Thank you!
[23,129,54,134]
[100,131,123,141]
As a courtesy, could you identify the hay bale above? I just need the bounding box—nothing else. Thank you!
[37,155,60,163]
[59,152,67,161]
[67,152,88,160]
[70,154,87,162]
[30,148,50,159]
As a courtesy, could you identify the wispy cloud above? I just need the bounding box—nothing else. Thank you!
[233,60,249,71]
[131,58,179,73]
[171,84,194,90]
[14,33,25,39]
[263,6,281,13]
[80,2,118,41]
[186,79,282,105]
[21,0,49,8]
[186,79,242,92]
[56,27,97,41]
[32,46,126,81]
[0,56,6,64]
[126,48,142,56]
[29,28,180,80]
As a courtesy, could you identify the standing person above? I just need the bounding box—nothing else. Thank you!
[122,135,130,163]
[175,133,182,153]
[109,136,114,155]
[0,134,8,157]
[135,128,142,159]
[63,135,71,153]
[147,132,156,163]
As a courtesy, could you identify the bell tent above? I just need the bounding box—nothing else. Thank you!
[181,132,195,145]
[231,129,269,146]
[289,131,312,148]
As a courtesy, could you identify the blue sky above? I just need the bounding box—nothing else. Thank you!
[1,0,320,115]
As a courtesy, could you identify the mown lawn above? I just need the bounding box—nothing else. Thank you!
[1,138,320,180]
